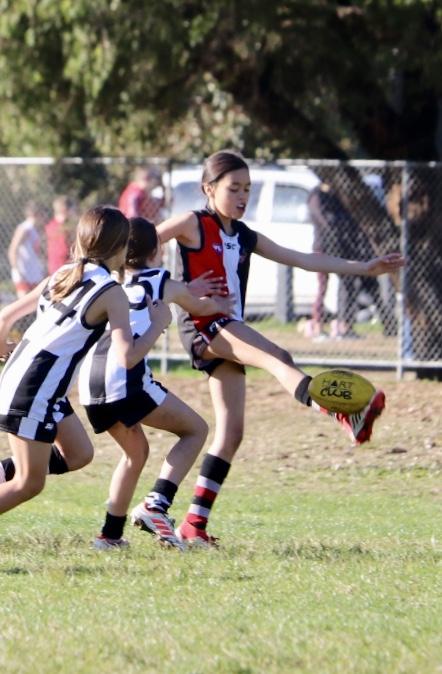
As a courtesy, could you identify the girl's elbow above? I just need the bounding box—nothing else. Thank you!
[115,350,136,370]
[122,355,139,370]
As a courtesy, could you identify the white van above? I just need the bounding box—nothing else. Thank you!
[166,165,338,318]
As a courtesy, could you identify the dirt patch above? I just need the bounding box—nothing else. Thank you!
[1,371,440,475]
[155,371,442,473]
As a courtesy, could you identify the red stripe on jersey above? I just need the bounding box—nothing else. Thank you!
[180,213,226,330]
[176,210,257,334]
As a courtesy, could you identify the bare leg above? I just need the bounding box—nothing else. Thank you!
[177,361,246,543]
[55,413,94,471]
[204,321,306,396]
[102,391,208,518]
[0,435,51,514]
[126,394,208,548]
[142,391,208,485]
[105,423,150,517]
[1,413,95,481]
[206,360,246,462]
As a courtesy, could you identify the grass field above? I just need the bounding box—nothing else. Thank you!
[0,370,441,674]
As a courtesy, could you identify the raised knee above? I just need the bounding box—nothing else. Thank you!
[180,415,209,444]
[15,474,46,500]
[75,446,94,470]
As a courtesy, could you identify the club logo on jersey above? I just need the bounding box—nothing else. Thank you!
[224,242,237,250]
[212,243,223,254]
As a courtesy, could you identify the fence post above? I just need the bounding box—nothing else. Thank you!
[275,264,293,323]
[396,163,409,381]
[160,330,169,375]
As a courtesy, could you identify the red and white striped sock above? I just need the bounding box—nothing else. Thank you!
[185,454,231,531]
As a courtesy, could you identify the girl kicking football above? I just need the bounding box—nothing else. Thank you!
[156,149,405,546]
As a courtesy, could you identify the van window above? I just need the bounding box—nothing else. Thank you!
[245,182,262,221]
[171,182,206,214]
[272,184,310,223]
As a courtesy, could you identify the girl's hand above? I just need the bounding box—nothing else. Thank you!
[147,297,172,333]
[212,293,236,317]
[187,271,228,297]
[363,253,405,276]
[0,339,17,363]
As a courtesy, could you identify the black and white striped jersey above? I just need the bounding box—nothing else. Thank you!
[0,263,117,425]
[78,267,170,405]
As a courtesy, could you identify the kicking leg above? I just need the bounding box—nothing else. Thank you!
[206,322,384,445]
[205,321,308,396]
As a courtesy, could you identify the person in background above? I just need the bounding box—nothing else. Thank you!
[45,195,76,275]
[119,166,165,225]
[8,201,46,298]
[305,184,331,340]
[307,181,362,339]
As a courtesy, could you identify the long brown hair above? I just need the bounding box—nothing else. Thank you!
[51,205,129,301]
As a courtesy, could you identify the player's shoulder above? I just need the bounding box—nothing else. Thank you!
[157,210,200,248]
[164,209,198,226]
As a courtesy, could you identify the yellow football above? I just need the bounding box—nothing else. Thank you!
[308,369,375,414]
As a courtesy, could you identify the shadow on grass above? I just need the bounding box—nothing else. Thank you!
[0,567,30,575]
[272,541,442,562]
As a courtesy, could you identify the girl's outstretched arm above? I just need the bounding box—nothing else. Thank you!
[255,233,405,276]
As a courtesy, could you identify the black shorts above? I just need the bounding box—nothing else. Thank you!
[178,312,245,376]
[0,398,74,443]
[85,386,168,434]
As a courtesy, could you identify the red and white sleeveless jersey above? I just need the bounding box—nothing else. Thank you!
[175,209,258,331]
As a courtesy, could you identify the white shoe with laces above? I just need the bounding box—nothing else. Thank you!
[130,502,185,551]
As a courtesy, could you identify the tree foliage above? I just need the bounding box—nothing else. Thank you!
[0,0,441,159]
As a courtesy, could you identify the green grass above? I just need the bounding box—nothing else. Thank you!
[1,460,441,674]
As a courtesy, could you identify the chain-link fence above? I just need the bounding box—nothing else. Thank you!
[0,157,441,379]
